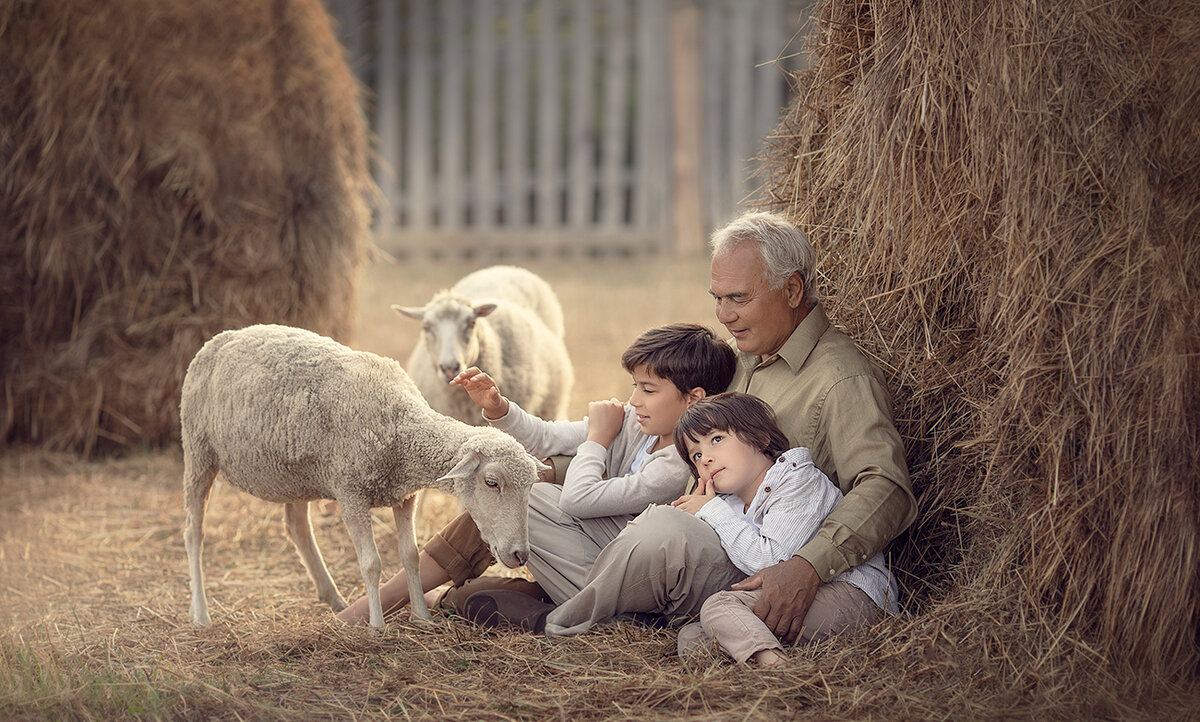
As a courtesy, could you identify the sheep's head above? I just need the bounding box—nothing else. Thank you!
[435,430,546,568]
[394,293,497,382]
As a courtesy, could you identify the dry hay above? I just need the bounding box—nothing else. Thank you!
[0,0,373,455]
[758,0,1199,683]
[4,450,1197,720]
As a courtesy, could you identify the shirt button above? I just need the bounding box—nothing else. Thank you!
[777,455,786,463]
[829,569,837,576]
[764,486,772,493]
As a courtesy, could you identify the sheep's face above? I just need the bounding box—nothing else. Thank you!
[394,293,497,382]
[436,435,546,568]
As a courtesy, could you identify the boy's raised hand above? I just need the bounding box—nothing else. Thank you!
[671,474,717,515]
[449,367,509,419]
[585,398,625,448]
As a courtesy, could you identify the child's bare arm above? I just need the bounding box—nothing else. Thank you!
[449,367,509,418]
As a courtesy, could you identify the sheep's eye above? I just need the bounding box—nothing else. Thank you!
[484,477,499,489]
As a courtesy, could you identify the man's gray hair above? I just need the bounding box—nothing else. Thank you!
[709,211,818,304]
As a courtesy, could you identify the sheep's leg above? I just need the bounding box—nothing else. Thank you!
[338,498,385,628]
[393,494,432,624]
[284,501,347,612]
[183,447,218,626]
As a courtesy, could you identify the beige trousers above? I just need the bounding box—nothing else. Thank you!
[676,582,881,663]
[544,504,746,636]
[424,482,632,605]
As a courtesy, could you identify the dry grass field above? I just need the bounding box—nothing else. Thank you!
[3,254,1197,720]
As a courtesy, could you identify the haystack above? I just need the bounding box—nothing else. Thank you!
[0,0,373,455]
[759,0,1199,677]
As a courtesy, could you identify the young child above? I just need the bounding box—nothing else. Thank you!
[337,322,736,624]
[670,392,898,666]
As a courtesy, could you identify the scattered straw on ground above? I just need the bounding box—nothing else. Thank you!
[2,450,1196,720]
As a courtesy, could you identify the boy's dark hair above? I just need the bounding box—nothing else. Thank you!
[673,392,790,478]
[621,323,735,396]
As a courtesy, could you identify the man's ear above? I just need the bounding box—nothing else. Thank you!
[686,387,707,406]
[785,272,805,308]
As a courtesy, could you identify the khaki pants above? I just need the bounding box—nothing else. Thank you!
[424,482,633,605]
[676,582,881,663]
[544,504,746,636]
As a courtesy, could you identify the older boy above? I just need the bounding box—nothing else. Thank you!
[337,323,735,623]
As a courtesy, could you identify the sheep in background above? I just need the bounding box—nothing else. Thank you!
[181,324,547,628]
[393,265,573,426]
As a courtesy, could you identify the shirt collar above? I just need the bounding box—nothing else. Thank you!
[739,302,830,373]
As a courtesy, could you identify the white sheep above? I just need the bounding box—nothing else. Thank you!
[393,265,573,426]
[180,324,546,628]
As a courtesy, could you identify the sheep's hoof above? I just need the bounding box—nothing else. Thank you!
[327,597,348,612]
[409,613,435,629]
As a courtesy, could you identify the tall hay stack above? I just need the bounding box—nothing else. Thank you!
[761,0,1199,677]
[0,0,373,455]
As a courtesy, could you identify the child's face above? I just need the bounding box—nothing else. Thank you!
[685,429,774,506]
[627,365,696,438]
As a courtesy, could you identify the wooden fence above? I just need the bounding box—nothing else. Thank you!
[325,0,811,258]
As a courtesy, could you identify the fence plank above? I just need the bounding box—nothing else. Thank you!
[599,0,629,229]
[503,0,530,226]
[567,0,595,230]
[472,0,498,227]
[375,0,401,230]
[633,1,668,239]
[536,0,563,230]
[405,0,433,229]
[727,0,754,221]
[701,0,726,231]
[438,0,466,229]
[669,2,704,254]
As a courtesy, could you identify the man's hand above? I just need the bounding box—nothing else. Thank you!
[586,399,625,448]
[671,475,716,515]
[450,367,508,418]
[731,555,820,644]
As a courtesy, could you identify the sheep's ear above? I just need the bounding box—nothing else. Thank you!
[473,303,498,318]
[437,451,481,485]
[533,457,552,473]
[392,304,425,321]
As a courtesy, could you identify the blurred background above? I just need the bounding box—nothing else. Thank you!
[324,0,815,259]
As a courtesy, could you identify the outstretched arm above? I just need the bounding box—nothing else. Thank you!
[450,367,509,419]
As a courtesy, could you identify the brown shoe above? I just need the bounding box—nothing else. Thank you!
[435,576,551,615]
[463,589,555,633]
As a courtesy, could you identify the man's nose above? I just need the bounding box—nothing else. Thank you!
[714,300,734,323]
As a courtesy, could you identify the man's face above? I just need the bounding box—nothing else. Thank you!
[709,241,804,358]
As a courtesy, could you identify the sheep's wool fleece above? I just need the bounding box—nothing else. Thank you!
[181,324,525,507]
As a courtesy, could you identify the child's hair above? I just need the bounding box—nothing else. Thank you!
[620,323,736,396]
[673,392,790,478]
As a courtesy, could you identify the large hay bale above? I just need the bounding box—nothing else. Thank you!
[760,0,1199,676]
[0,0,373,455]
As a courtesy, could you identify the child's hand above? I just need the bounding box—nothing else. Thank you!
[671,475,716,515]
[449,367,509,418]
[586,399,625,448]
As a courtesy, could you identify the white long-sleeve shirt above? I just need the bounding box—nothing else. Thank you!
[485,401,691,519]
[695,447,899,613]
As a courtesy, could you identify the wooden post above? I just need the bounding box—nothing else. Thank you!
[669,0,704,255]
[375,0,400,233]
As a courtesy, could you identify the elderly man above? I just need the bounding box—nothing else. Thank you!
[463,211,915,642]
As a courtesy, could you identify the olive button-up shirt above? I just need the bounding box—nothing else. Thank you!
[727,304,916,582]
